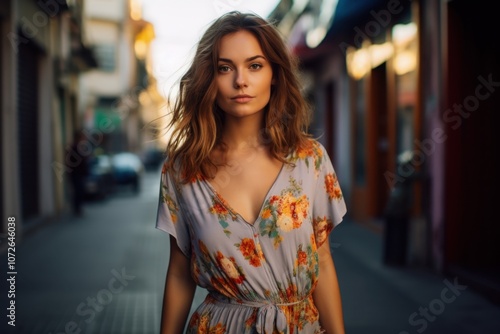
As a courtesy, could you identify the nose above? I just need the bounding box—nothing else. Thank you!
[234,70,248,89]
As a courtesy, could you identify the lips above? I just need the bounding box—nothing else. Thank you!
[231,94,254,103]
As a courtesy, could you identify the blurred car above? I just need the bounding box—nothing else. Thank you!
[111,152,144,194]
[141,147,165,171]
[84,154,114,200]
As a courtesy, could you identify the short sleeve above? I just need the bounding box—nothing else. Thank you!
[155,161,191,258]
[312,144,347,248]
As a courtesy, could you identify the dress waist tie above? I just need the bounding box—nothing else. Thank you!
[209,292,308,334]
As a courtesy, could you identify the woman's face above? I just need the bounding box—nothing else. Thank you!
[215,30,273,120]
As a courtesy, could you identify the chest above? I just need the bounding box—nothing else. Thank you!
[209,154,284,224]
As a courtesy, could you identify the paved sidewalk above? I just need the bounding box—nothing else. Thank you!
[0,171,170,334]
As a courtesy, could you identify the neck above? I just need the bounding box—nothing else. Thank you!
[220,113,266,151]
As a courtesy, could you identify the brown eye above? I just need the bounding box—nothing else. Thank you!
[249,63,263,70]
[218,65,231,72]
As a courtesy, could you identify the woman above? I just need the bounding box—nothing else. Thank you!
[156,11,347,334]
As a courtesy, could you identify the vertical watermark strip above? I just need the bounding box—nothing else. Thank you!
[6,217,17,327]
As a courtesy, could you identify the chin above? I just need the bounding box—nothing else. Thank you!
[222,106,266,119]
[229,112,263,119]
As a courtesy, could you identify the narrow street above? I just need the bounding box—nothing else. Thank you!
[0,168,207,334]
[1,168,499,333]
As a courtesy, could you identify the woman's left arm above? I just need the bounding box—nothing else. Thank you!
[312,241,345,334]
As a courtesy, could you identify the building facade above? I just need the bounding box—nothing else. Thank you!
[272,0,500,303]
[79,0,162,156]
[1,0,95,238]
[0,0,163,242]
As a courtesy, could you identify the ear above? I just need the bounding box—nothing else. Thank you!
[271,77,276,85]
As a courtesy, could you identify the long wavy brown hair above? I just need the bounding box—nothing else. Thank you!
[165,11,311,182]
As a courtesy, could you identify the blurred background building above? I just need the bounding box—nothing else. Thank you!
[270,0,500,303]
[79,0,160,154]
[0,0,165,238]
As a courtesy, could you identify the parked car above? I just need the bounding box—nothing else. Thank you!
[141,147,165,171]
[84,154,114,200]
[111,152,144,194]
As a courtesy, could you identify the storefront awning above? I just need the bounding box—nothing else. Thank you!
[286,0,394,56]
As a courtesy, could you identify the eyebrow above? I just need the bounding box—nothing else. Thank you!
[217,55,267,63]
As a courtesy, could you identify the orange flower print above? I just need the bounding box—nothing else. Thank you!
[161,161,168,174]
[293,243,317,280]
[209,276,238,299]
[313,216,333,247]
[310,234,317,252]
[273,235,284,249]
[192,312,227,334]
[209,196,234,236]
[245,309,258,329]
[187,174,201,183]
[297,249,307,266]
[276,193,309,230]
[304,302,319,324]
[161,185,179,224]
[196,239,217,277]
[261,208,272,219]
[269,195,280,205]
[290,139,323,174]
[279,295,319,331]
[238,238,255,257]
[180,167,204,183]
[209,201,229,216]
[215,251,245,284]
[324,172,343,200]
[255,243,264,262]
[285,283,298,301]
[260,179,309,248]
[210,323,226,334]
[277,215,294,232]
[188,312,200,328]
[236,238,265,267]
[198,240,210,258]
[296,140,315,160]
[191,252,201,283]
[198,313,210,333]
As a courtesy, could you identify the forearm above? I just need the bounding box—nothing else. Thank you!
[160,235,197,334]
[160,271,196,334]
[312,245,345,334]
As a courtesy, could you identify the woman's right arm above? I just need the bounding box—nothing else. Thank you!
[160,235,197,334]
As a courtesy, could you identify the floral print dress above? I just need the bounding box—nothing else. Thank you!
[156,139,346,334]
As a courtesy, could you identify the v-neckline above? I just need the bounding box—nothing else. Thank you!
[203,162,286,226]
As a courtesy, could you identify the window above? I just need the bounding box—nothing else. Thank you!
[93,44,116,72]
